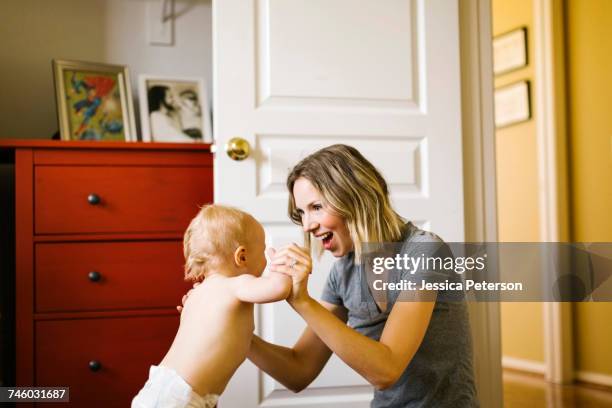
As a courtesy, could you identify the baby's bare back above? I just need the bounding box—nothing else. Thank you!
[160,277,255,396]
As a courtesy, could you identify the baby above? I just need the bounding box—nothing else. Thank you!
[132,205,292,408]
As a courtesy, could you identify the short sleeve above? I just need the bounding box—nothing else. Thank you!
[396,230,465,302]
[321,263,343,306]
[400,235,453,282]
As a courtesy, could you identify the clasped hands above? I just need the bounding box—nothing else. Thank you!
[177,243,312,312]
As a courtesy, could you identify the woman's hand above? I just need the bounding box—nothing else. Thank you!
[268,244,313,306]
[176,281,200,313]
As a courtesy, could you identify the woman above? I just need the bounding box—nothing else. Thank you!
[248,144,478,407]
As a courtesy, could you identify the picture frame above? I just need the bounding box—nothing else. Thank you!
[494,80,531,128]
[52,59,137,141]
[138,75,212,143]
[493,27,528,76]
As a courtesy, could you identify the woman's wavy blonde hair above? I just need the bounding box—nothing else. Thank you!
[287,144,406,263]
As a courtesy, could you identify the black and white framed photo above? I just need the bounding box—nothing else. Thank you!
[493,27,528,76]
[494,81,531,128]
[138,75,212,143]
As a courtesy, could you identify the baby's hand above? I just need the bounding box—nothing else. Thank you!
[176,281,200,313]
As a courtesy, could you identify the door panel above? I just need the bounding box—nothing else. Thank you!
[257,0,417,106]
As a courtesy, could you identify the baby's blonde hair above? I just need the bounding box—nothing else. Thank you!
[183,204,253,282]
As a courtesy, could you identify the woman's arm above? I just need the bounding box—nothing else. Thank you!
[272,244,436,390]
[290,294,435,390]
[247,301,348,392]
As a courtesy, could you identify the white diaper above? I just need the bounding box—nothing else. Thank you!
[132,365,219,408]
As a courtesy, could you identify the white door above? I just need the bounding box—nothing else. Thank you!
[214,1,465,407]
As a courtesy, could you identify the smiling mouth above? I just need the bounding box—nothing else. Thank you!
[317,232,334,248]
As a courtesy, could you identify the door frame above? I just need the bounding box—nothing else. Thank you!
[533,0,574,384]
[459,0,503,406]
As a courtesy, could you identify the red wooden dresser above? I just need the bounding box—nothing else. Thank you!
[0,140,213,407]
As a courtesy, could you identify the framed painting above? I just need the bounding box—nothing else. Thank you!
[52,60,137,141]
[138,75,212,143]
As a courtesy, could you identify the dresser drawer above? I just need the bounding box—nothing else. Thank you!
[34,165,212,234]
[35,316,177,407]
[35,241,191,312]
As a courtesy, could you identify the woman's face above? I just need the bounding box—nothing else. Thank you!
[293,177,353,257]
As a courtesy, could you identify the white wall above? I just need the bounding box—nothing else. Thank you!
[0,0,212,139]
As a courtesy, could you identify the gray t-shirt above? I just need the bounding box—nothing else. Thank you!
[321,223,479,408]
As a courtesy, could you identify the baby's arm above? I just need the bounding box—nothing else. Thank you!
[230,272,292,304]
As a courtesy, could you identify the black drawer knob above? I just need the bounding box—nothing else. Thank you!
[87,193,101,205]
[88,360,102,372]
[88,271,101,282]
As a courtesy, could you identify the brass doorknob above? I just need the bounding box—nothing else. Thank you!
[225,137,251,161]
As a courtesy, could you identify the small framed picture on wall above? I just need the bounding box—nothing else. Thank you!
[493,27,528,75]
[52,60,137,141]
[138,75,212,143]
[494,81,531,128]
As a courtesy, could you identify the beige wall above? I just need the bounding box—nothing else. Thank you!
[0,0,212,140]
[492,0,545,364]
[566,0,612,377]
